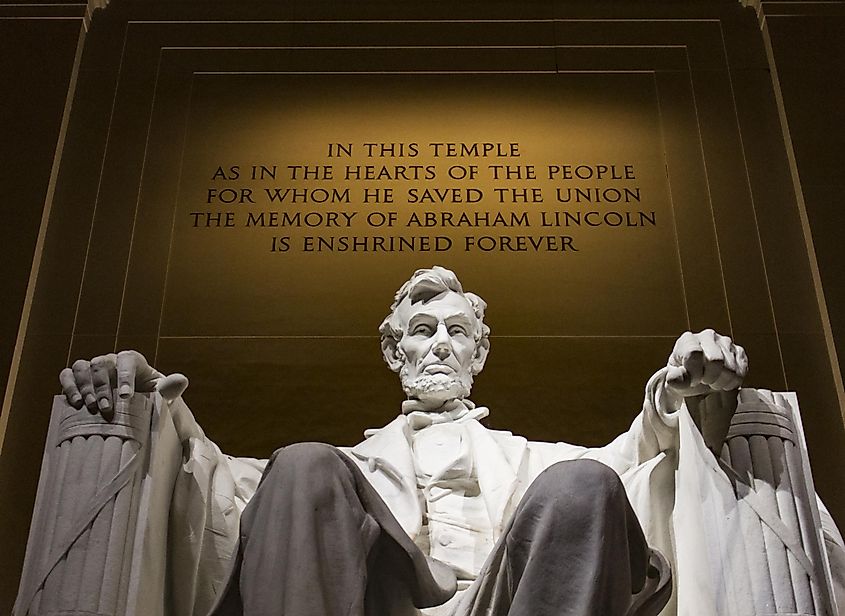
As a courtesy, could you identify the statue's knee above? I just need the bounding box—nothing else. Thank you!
[527,459,623,511]
[265,442,347,485]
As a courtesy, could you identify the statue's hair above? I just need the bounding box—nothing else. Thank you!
[379,266,490,372]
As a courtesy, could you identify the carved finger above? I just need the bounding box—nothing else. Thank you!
[735,344,749,379]
[59,368,83,408]
[717,336,738,374]
[115,351,137,399]
[698,330,724,385]
[156,373,189,401]
[90,354,116,418]
[669,331,698,367]
[669,332,705,388]
[72,359,97,413]
[708,335,742,390]
[131,351,164,392]
[666,364,690,388]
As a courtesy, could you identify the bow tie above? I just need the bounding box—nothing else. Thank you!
[403,398,490,431]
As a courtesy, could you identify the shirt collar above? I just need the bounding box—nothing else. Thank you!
[403,398,490,431]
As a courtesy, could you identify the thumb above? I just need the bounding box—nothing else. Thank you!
[156,373,189,401]
[666,365,690,388]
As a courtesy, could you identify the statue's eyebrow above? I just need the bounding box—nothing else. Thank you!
[408,312,474,329]
[408,312,437,328]
[444,313,474,328]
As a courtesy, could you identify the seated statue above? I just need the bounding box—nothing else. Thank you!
[57,266,845,616]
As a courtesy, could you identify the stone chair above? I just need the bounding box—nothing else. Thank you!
[12,389,841,615]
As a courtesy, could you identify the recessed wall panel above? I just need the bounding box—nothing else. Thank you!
[161,72,685,338]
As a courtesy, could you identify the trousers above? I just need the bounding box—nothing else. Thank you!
[209,443,668,616]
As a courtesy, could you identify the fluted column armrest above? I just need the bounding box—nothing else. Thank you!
[719,388,838,615]
[15,391,183,616]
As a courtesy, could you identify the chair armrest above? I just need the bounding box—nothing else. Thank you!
[720,388,838,615]
[15,391,183,616]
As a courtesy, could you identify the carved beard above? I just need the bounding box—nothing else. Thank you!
[399,364,473,404]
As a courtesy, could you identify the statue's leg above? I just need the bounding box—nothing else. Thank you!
[459,459,652,616]
[210,442,454,616]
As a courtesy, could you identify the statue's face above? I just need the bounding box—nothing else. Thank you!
[396,290,479,407]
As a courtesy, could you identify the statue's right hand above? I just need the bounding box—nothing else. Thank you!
[59,350,165,419]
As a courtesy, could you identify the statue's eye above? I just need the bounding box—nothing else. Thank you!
[448,325,468,336]
[412,324,434,336]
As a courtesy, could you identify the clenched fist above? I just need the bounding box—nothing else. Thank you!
[665,329,748,399]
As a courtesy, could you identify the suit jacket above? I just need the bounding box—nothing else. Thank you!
[166,370,845,616]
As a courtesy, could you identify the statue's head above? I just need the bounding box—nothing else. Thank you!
[380,266,491,410]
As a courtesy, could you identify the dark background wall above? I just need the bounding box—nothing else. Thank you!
[1,0,843,613]
[760,0,845,408]
[0,1,84,419]
[0,5,84,608]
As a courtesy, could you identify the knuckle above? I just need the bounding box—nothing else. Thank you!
[72,359,89,371]
[706,346,724,360]
[91,368,110,387]
[699,328,715,339]
[121,349,145,367]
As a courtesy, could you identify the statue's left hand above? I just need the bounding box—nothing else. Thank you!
[665,329,748,399]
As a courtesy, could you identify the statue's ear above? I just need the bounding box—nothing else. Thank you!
[471,337,490,375]
[381,336,405,373]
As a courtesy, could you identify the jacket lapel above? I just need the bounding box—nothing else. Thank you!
[348,415,422,538]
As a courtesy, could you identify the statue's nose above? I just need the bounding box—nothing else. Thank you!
[432,344,451,360]
[431,324,452,360]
